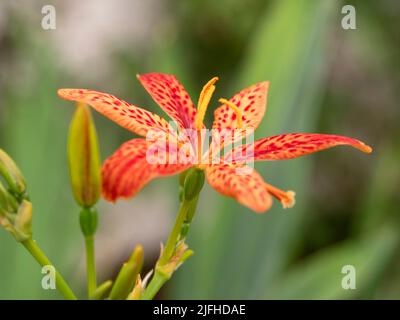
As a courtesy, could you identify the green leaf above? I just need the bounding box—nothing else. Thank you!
[264,226,399,299]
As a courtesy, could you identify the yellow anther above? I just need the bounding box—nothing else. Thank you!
[195,77,219,130]
[218,98,243,129]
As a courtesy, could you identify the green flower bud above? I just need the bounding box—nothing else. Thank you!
[0,200,33,242]
[0,149,27,196]
[68,102,101,208]
[91,280,113,300]
[183,168,205,201]
[13,200,33,242]
[0,181,18,213]
[109,245,144,300]
[126,275,143,300]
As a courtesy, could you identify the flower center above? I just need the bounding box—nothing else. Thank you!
[194,77,244,165]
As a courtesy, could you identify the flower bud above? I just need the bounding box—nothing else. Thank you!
[68,102,101,208]
[126,275,143,300]
[0,180,18,212]
[0,200,33,242]
[183,168,205,201]
[13,200,33,241]
[109,245,144,300]
[0,149,27,196]
[91,280,113,300]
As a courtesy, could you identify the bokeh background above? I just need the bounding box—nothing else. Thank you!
[0,0,399,299]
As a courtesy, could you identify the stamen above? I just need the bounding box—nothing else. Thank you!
[195,77,219,130]
[218,98,243,129]
[265,183,296,209]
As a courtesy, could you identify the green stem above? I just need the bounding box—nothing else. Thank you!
[158,199,191,266]
[85,235,96,298]
[142,196,199,300]
[141,271,168,300]
[22,238,77,300]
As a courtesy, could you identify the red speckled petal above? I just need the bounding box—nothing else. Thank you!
[206,164,272,213]
[102,138,191,201]
[137,73,197,131]
[212,81,269,132]
[209,81,269,157]
[226,133,372,163]
[58,89,173,137]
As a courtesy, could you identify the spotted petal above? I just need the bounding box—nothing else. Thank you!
[206,164,272,213]
[137,73,197,131]
[225,133,372,163]
[212,81,269,132]
[58,89,173,137]
[102,138,190,201]
[209,81,269,158]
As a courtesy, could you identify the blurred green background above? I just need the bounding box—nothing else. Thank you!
[0,0,399,299]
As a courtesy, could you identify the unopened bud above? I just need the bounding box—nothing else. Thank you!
[0,181,18,213]
[109,245,144,300]
[68,102,101,208]
[0,200,33,242]
[14,200,33,241]
[0,149,27,196]
[126,275,143,300]
[91,280,113,300]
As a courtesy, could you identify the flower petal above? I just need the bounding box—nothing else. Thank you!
[206,164,272,213]
[137,73,197,131]
[212,81,269,132]
[208,81,269,159]
[58,89,173,137]
[102,138,190,201]
[225,133,372,163]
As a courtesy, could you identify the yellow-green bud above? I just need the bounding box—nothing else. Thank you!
[0,181,18,213]
[0,200,33,242]
[68,102,101,208]
[13,200,33,241]
[126,276,143,300]
[91,280,113,300]
[109,245,144,300]
[0,149,27,196]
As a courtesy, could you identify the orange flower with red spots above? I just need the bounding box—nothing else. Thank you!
[58,73,372,213]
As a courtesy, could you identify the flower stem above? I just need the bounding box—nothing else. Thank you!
[22,238,77,300]
[84,235,97,298]
[158,199,191,266]
[142,196,199,300]
[142,169,204,300]
[141,271,168,300]
[79,207,98,298]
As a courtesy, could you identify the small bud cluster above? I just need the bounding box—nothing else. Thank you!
[0,149,32,242]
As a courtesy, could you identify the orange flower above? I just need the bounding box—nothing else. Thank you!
[58,73,372,213]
